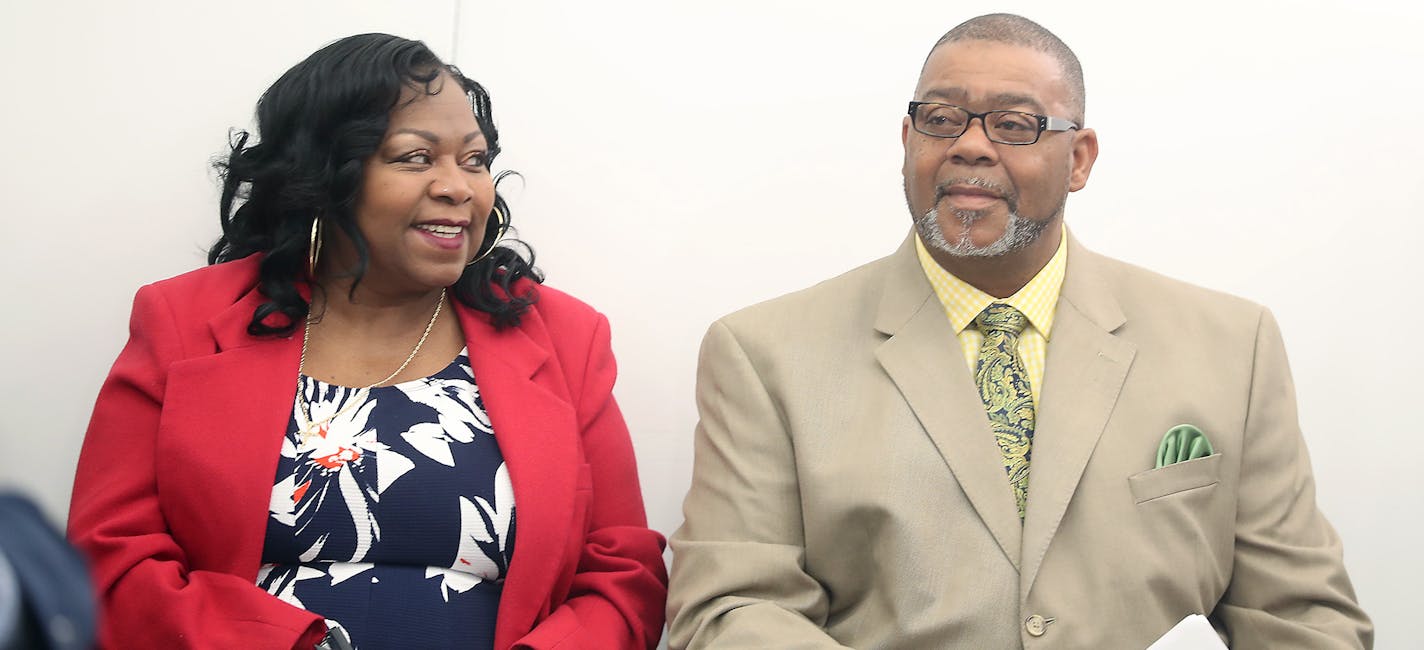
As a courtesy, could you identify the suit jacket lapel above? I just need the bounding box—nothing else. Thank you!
[158,285,302,577]
[163,280,583,612]
[1020,235,1136,598]
[874,235,1024,571]
[455,303,581,639]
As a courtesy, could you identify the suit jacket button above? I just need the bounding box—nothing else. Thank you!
[1025,614,1050,637]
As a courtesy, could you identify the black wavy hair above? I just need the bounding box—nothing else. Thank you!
[209,33,541,337]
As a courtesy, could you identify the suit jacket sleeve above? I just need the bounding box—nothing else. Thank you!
[1213,308,1372,648]
[514,313,669,649]
[666,320,852,649]
[67,286,326,650]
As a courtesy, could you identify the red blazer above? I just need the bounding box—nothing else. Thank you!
[68,256,668,649]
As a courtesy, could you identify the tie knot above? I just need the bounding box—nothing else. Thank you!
[975,303,1027,335]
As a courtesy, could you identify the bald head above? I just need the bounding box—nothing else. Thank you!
[925,14,1085,124]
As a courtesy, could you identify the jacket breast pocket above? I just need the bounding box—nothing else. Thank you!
[1128,453,1223,504]
[575,462,593,492]
[572,463,594,531]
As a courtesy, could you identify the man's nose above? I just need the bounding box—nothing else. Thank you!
[947,117,999,166]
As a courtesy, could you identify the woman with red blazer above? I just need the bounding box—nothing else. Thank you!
[67,34,667,649]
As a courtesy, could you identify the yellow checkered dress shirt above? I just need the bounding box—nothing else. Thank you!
[913,229,1067,405]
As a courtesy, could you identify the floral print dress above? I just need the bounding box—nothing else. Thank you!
[259,351,515,649]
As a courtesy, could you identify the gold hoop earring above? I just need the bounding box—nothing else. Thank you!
[467,206,509,266]
[308,217,322,279]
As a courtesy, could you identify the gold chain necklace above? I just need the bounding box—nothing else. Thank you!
[296,287,446,442]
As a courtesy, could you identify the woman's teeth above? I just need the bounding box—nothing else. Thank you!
[416,224,463,238]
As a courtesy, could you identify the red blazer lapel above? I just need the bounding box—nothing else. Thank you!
[455,304,584,644]
[157,284,585,639]
[157,286,302,579]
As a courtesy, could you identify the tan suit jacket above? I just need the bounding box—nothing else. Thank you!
[668,233,1371,649]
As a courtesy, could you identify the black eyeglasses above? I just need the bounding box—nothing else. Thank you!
[907,101,1079,145]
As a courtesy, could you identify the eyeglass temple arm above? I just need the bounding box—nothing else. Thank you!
[1044,115,1079,132]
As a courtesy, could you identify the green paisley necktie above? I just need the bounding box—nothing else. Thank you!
[973,303,1035,521]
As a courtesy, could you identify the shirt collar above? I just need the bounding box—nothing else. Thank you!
[913,225,1068,339]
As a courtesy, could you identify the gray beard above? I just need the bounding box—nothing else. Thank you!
[915,206,1048,258]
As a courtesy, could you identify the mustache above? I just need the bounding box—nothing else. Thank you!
[934,177,1016,203]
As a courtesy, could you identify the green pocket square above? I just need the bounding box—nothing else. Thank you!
[1156,424,1214,468]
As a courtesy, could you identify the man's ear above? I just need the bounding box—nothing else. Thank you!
[1068,127,1098,192]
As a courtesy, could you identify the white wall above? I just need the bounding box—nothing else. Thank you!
[2,0,1418,645]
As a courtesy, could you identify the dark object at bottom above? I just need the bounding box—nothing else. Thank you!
[0,493,96,650]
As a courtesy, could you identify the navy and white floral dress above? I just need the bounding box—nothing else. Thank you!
[259,350,515,649]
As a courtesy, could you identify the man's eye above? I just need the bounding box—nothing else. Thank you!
[927,113,964,127]
[991,115,1035,131]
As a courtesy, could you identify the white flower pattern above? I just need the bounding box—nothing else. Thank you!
[258,350,514,648]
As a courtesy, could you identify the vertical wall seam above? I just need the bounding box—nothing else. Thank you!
[450,0,462,64]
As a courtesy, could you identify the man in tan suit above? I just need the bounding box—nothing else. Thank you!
[667,13,1371,649]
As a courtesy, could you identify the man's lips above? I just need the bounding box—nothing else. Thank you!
[939,185,1004,209]
[940,184,1002,200]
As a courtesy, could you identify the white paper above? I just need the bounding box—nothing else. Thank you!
[1145,614,1228,649]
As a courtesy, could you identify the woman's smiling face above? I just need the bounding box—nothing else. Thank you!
[344,72,495,295]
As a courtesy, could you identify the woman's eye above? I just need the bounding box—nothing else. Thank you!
[398,152,432,165]
[462,152,489,169]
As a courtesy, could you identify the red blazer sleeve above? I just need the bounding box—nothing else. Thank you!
[67,286,325,649]
[514,314,669,649]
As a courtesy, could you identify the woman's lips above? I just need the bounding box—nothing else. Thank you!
[413,223,466,250]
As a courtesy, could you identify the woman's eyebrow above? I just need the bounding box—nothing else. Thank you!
[389,128,485,145]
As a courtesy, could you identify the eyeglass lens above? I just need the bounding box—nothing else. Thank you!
[916,105,1040,144]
